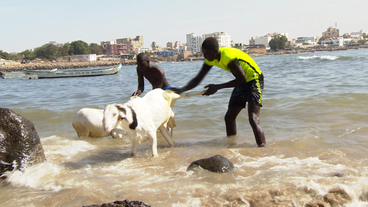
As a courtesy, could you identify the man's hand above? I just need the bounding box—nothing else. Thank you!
[203,84,219,96]
[132,90,142,96]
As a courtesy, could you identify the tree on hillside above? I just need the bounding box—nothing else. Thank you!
[58,43,70,57]
[269,34,288,51]
[34,43,59,60]
[0,50,22,60]
[0,50,9,59]
[89,43,106,55]
[151,41,156,50]
[20,49,36,60]
[69,40,90,55]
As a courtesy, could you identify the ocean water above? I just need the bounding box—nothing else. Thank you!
[0,49,368,206]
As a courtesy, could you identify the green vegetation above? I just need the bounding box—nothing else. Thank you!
[357,39,368,45]
[269,34,288,51]
[0,40,106,61]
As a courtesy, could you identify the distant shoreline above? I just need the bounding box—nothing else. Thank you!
[1,46,367,72]
[0,61,129,72]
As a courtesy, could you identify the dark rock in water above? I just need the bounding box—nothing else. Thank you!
[83,199,151,207]
[187,155,234,173]
[0,108,46,177]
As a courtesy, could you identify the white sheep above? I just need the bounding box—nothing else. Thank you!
[103,89,180,157]
[72,108,124,138]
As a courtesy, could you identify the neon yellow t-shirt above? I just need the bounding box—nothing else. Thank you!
[204,47,262,82]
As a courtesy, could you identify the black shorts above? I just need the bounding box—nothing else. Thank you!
[228,74,264,108]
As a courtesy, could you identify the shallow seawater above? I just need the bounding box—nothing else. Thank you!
[1,49,368,206]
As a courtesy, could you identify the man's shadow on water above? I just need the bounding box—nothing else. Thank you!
[62,137,254,170]
[62,147,132,170]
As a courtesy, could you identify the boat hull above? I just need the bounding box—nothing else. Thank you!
[22,64,122,79]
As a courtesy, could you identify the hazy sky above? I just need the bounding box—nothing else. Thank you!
[1,0,367,53]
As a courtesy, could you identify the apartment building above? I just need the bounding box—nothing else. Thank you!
[116,36,144,51]
[186,32,232,53]
[202,32,232,47]
[186,33,202,53]
[323,27,339,38]
[100,41,134,55]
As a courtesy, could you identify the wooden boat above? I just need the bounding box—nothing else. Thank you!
[1,71,37,79]
[22,64,122,79]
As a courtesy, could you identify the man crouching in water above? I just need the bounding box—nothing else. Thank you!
[172,37,266,147]
[132,53,172,96]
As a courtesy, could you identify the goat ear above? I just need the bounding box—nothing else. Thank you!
[116,105,131,123]
[115,104,126,114]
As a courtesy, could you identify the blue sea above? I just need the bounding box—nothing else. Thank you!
[1,49,368,206]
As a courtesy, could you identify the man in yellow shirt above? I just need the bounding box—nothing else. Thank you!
[172,37,266,147]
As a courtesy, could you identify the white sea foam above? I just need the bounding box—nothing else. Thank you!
[42,135,97,159]
[298,55,339,60]
[5,162,67,191]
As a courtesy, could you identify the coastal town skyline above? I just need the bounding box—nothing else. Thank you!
[1,0,368,53]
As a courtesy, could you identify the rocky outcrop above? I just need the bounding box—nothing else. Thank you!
[83,199,150,207]
[187,155,234,173]
[0,108,46,177]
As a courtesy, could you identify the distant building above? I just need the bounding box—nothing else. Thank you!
[157,51,174,56]
[56,54,96,62]
[343,30,367,39]
[295,37,318,45]
[137,48,150,54]
[180,51,192,59]
[248,45,266,53]
[186,32,232,53]
[186,33,202,53]
[100,41,134,55]
[321,37,351,47]
[116,36,144,52]
[322,27,339,38]
[202,32,232,47]
[254,36,272,49]
[250,33,288,50]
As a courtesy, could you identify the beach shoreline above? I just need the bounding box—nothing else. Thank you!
[2,45,367,72]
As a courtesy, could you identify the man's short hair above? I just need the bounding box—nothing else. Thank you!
[202,37,219,51]
[137,53,149,62]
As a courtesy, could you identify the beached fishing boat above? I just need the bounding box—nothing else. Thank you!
[1,71,37,79]
[21,64,122,79]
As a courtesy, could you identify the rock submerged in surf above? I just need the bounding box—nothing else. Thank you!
[187,155,234,173]
[0,108,46,177]
[83,199,150,207]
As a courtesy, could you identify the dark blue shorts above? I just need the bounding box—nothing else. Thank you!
[228,74,264,108]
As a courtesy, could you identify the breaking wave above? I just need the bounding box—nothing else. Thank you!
[297,55,353,60]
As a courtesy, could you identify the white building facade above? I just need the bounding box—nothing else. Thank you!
[250,33,289,50]
[321,37,352,47]
[186,32,232,53]
[295,37,318,45]
[56,54,97,62]
[202,32,232,47]
[186,33,202,53]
